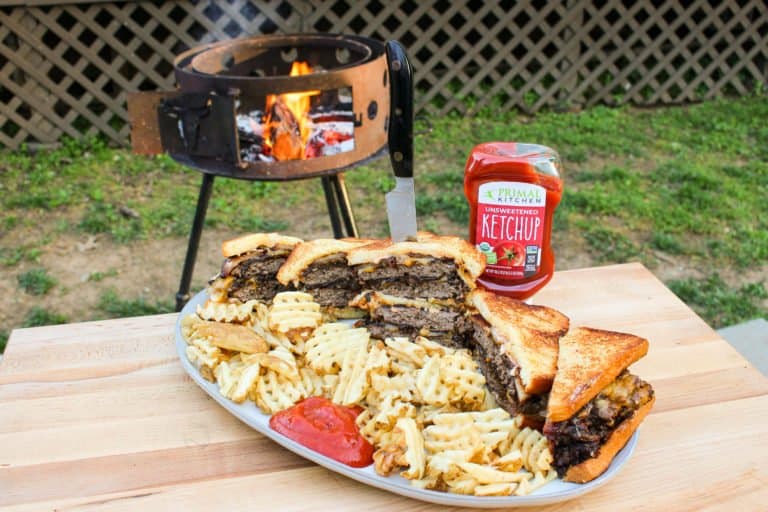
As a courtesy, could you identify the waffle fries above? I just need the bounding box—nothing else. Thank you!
[181,291,558,498]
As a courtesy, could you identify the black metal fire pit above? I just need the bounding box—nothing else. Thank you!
[127,34,398,310]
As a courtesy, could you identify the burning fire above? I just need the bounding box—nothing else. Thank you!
[263,61,319,160]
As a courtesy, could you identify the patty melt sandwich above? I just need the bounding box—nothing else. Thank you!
[276,238,375,318]
[208,232,303,303]
[465,288,569,427]
[346,233,485,345]
[543,327,655,483]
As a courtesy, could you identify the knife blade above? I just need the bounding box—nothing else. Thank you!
[385,40,417,242]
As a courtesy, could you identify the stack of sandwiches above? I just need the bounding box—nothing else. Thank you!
[347,233,485,346]
[276,238,374,318]
[206,231,655,483]
[207,233,302,303]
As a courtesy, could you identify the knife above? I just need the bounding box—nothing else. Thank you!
[385,40,417,242]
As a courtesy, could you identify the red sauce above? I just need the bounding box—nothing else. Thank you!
[269,396,374,467]
[464,142,564,300]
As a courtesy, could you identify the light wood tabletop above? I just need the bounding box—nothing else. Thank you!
[2,262,767,511]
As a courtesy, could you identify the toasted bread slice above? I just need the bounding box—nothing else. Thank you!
[467,288,569,394]
[221,233,303,258]
[548,327,649,423]
[563,396,655,483]
[345,232,485,288]
[276,238,375,286]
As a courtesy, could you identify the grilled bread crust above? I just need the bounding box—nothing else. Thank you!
[221,233,303,258]
[562,396,655,483]
[467,288,569,394]
[547,327,649,423]
[345,232,486,287]
[276,238,375,286]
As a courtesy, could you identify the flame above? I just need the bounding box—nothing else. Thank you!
[263,61,319,160]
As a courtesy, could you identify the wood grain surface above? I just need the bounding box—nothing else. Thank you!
[2,263,767,511]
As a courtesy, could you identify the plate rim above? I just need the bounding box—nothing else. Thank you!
[175,290,639,508]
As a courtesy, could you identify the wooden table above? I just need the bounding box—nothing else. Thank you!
[2,263,767,511]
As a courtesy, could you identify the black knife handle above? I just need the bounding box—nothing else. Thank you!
[385,40,414,179]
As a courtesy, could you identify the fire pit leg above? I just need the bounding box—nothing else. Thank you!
[176,173,215,311]
[321,175,344,238]
[331,174,358,237]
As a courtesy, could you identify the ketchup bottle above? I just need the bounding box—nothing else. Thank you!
[464,143,563,300]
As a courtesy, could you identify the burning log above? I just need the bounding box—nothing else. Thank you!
[266,97,304,160]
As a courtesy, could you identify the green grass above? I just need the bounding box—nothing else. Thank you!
[669,275,768,329]
[17,268,57,295]
[97,289,174,318]
[22,307,69,327]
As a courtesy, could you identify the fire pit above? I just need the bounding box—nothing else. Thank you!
[127,34,397,309]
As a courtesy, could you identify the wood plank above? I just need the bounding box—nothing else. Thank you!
[4,394,766,512]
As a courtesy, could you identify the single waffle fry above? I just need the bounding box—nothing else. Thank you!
[365,342,390,376]
[192,320,268,354]
[441,351,486,408]
[185,337,228,381]
[181,314,204,341]
[373,443,407,477]
[423,414,482,454]
[257,346,300,382]
[368,372,417,405]
[385,337,427,367]
[214,359,242,399]
[396,417,426,480]
[196,299,258,323]
[471,409,518,451]
[231,359,262,403]
[514,470,557,496]
[492,450,524,473]
[255,369,306,414]
[511,424,553,473]
[298,365,325,397]
[474,482,516,497]
[333,334,370,405]
[268,291,322,341]
[416,356,450,406]
[426,450,473,481]
[372,393,417,430]
[252,313,295,353]
[457,462,531,484]
[305,323,362,373]
[445,475,479,495]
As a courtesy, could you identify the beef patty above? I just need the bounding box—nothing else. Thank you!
[356,257,467,300]
[544,371,654,476]
[297,254,361,307]
[225,248,292,303]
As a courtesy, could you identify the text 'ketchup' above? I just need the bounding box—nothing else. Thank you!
[269,396,374,467]
[464,142,563,300]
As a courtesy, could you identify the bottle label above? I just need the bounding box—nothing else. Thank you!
[475,182,546,280]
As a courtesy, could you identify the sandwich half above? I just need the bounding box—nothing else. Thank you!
[543,327,655,483]
[276,237,374,318]
[346,232,485,345]
[465,288,569,427]
[208,232,303,303]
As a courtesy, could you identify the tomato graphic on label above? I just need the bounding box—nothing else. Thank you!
[493,241,525,267]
